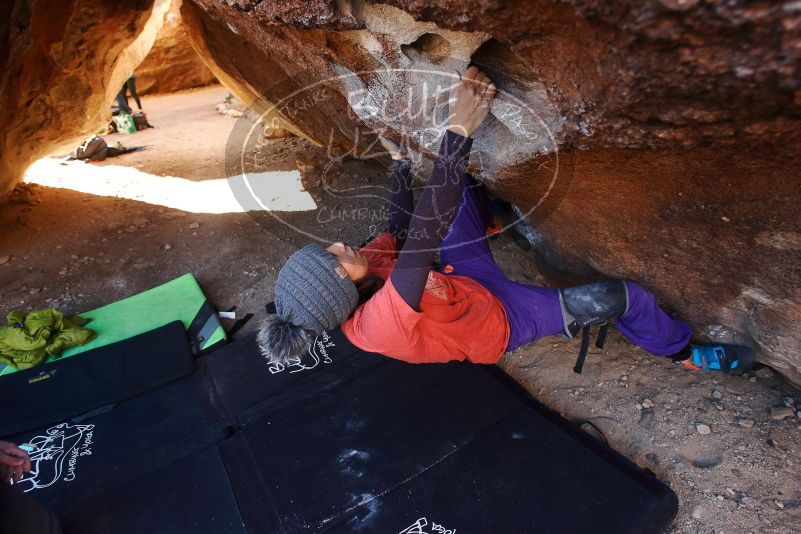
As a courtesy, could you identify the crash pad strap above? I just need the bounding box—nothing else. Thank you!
[187,300,217,355]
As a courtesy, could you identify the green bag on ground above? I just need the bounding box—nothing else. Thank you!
[113,112,137,134]
[0,274,226,376]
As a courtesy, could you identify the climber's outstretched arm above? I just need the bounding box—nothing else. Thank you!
[389,67,496,311]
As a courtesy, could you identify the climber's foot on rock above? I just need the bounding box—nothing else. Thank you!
[681,343,755,375]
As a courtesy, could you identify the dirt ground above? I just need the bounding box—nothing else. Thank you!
[3,85,800,533]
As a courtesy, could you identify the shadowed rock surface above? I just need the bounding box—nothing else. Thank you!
[0,0,799,384]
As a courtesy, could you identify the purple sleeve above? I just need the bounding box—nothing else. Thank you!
[386,159,414,250]
[390,130,473,311]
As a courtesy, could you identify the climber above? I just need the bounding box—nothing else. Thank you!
[258,66,754,375]
[114,74,143,115]
[67,136,143,162]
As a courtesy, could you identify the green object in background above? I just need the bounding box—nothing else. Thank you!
[0,309,95,370]
[0,274,226,376]
[113,112,137,134]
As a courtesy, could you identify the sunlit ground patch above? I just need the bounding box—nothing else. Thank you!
[24,157,316,214]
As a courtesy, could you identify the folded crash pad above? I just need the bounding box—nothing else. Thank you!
[0,273,225,376]
[4,329,678,533]
[4,349,225,514]
[0,321,194,436]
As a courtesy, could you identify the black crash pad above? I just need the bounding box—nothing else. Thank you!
[0,321,194,436]
[5,327,678,533]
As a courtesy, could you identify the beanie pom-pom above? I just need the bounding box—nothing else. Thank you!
[256,315,311,365]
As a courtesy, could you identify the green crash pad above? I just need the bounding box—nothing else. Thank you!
[0,274,225,376]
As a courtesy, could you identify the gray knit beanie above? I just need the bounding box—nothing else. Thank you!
[257,244,358,364]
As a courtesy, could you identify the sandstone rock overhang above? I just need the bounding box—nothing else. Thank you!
[1,0,799,384]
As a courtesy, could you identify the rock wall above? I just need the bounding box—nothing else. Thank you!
[181,0,801,151]
[499,145,801,383]
[0,0,165,199]
[106,0,172,100]
[135,0,217,95]
[181,0,801,383]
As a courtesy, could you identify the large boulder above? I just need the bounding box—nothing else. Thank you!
[181,0,801,383]
[135,0,217,95]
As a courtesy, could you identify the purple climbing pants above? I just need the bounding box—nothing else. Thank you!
[440,176,693,356]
